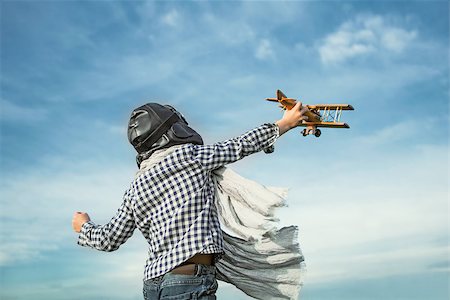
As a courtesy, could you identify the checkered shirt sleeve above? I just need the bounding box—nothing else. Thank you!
[77,188,136,251]
[191,123,279,171]
[77,123,279,279]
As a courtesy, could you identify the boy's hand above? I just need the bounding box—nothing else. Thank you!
[72,212,91,233]
[275,102,309,135]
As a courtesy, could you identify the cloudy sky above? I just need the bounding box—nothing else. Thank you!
[1,1,448,299]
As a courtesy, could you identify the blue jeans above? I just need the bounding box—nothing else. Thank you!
[143,265,218,300]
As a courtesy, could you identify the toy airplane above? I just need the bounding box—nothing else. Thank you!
[266,89,354,137]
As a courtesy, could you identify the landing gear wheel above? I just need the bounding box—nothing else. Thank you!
[301,129,308,136]
[314,129,321,137]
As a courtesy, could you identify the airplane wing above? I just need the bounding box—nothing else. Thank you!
[266,97,297,110]
[279,98,297,110]
[298,121,350,128]
[308,104,354,111]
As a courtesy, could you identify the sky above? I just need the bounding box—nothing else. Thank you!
[0,1,448,299]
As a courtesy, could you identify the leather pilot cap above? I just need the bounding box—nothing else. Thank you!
[127,103,203,166]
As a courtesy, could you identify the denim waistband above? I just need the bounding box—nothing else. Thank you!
[145,264,216,284]
[194,264,216,276]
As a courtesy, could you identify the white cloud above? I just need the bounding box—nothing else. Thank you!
[382,28,417,52]
[319,15,417,65]
[0,159,135,266]
[161,9,180,27]
[94,120,127,136]
[201,13,256,46]
[0,99,48,122]
[358,119,419,145]
[270,142,448,284]
[290,62,442,104]
[255,39,275,60]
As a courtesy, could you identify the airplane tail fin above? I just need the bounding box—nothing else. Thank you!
[277,89,287,100]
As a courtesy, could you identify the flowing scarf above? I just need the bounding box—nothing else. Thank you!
[137,146,306,300]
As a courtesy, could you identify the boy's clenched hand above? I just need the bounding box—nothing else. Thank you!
[275,102,309,135]
[72,212,91,233]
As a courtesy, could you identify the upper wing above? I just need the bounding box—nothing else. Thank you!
[308,104,354,111]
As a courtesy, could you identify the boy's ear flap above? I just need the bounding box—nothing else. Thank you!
[171,123,194,138]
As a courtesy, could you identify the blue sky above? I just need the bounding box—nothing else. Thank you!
[0,1,448,299]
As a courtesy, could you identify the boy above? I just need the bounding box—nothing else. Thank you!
[72,101,308,299]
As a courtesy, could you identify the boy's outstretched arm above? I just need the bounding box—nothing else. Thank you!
[72,189,136,252]
[191,101,310,171]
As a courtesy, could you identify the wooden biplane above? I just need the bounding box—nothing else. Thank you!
[266,89,354,137]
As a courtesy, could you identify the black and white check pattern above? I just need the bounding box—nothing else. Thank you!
[78,123,279,280]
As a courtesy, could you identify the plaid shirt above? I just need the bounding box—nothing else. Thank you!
[78,123,279,280]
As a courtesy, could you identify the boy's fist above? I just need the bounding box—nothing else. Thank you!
[72,212,91,233]
[275,102,310,135]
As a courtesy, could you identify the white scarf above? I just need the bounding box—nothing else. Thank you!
[137,146,306,300]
